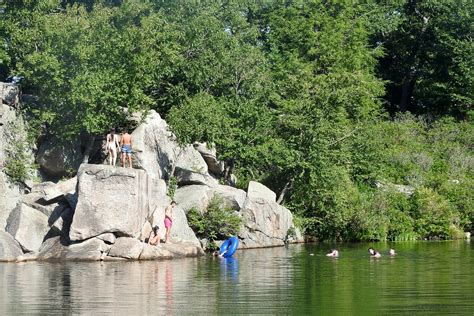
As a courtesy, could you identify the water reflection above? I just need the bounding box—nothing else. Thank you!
[0,242,473,315]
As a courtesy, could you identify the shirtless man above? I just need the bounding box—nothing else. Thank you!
[120,128,133,168]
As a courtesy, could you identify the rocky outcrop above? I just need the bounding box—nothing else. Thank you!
[0,92,26,231]
[0,231,23,261]
[131,110,216,186]
[0,173,21,231]
[69,164,160,241]
[194,142,225,176]
[36,138,83,179]
[174,184,246,214]
[247,181,276,202]
[238,182,302,248]
[36,236,110,261]
[108,237,144,260]
[5,203,51,252]
[0,83,20,107]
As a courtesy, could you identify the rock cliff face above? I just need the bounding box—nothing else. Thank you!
[0,100,303,262]
[0,84,27,231]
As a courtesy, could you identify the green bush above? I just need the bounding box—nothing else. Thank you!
[412,187,460,239]
[3,119,36,184]
[187,195,242,242]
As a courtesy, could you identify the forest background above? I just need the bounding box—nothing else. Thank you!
[1,0,472,241]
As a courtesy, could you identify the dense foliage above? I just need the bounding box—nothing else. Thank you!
[1,0,472,240]
[187,195,243,245]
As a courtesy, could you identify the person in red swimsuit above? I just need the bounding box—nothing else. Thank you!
[164,201,176,243]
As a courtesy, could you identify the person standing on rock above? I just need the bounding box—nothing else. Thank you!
[164,201,176,243]
[120,128,133,168]
[105,128,120,166]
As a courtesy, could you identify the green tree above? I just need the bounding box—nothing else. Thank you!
[376,0,473,118]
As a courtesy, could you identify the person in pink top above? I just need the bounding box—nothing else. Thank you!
[164,201,176,243]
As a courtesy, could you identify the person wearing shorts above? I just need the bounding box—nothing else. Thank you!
[120,128,133,168]
[164,201,176,243]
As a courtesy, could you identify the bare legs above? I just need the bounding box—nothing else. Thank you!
[165,226,171,243]
[121,153,132,168]
[108,148,117,166]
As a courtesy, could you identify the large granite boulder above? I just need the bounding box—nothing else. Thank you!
[36,138,83,179]
[69,164,161,241]
[174,184,246,215]
[174,185,210,214]
[247,181,276,202]
[210,185,246,210]
[0,231,23,261]
[131,110,215,186]
[0,173,21,231]
[37,236,109,261]
[139,243,173,260]
[108,237,144,259]
[5,203,50,252]
[238,182,300,248]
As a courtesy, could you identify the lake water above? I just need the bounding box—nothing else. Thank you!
[1,241,473,315]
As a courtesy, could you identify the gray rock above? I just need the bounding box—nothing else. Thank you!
[96,233,116,244]
[108,237,144,260]
[0,173,21,231]
[139,244,173,260]
[5,203,50,252]
[194,142,225,175]
[0,231,23,261]
[131,110,177,180]
[42,177,77,202]
[37,236,109,261]
[174,185,210,214]
[140,221,153,242]
[69,164,159,241]
[210,185,246,210]
[36,138,83,179]
[161,241,205,257]
[174,167,218,187]
[238,189,297,248]
[247,181,276,202]
[132,110,212,182]
[0,83,20,107]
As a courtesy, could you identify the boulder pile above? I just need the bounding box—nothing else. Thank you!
[1,103,302,262]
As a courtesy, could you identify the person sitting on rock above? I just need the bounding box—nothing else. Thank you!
[148,225,160,246]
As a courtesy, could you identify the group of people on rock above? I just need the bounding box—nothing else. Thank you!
[147,201,176,246]
[104,128,133,168]
[325,247,396,258]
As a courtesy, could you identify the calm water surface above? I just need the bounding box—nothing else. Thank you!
[1,241,473,315]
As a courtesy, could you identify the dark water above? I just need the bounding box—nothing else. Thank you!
[1,241,473,315]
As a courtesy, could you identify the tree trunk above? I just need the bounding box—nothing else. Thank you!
[277,179,293,204]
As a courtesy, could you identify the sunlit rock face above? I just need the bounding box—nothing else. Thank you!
[69,164,160,241]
